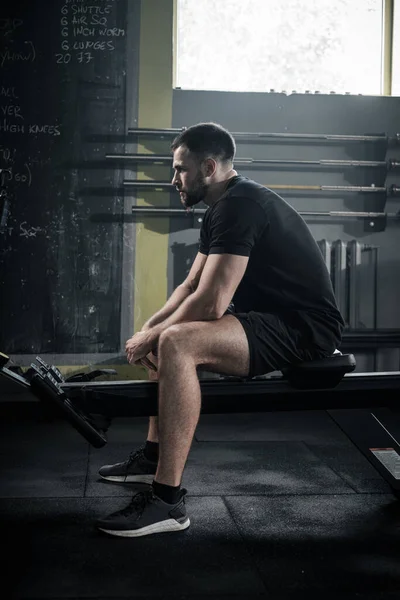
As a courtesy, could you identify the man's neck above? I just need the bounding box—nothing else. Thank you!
[204,169,238,207]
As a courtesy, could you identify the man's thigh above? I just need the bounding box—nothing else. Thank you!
[233,311,322,377]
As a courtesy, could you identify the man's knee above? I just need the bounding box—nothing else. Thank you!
[158,324,190,355]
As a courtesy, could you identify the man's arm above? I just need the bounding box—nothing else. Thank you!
[141,252,208,331]
[150,253,249,340]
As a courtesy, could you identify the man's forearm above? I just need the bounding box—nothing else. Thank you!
[141,284,193,331]
[150,291,218,343]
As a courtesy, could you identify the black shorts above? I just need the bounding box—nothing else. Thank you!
[231,311,330,378]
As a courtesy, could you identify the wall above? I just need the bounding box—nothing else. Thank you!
[130,0,175,379]
[170,91,400,371]
[1,0,176,379]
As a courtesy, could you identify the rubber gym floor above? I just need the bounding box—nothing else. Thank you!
[1,400,399,600]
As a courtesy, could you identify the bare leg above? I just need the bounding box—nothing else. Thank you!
[155,350,199,486]
[147,417,159,443]
[154,316,250,487]
[146,353,159,443]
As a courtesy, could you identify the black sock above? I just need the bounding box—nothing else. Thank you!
[144,440,159,462]
[152,480,181,504]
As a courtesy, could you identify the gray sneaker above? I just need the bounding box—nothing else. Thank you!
[98,445,157,483]
[96,488,190,537]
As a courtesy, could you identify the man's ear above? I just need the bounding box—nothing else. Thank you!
[203,157,217,178]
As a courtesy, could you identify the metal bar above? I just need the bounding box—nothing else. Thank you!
[123,180,395,194]
[129,206,399,220]
[107,153,399,170]
[127,127,395,143]
[107,154,172,163]
[131,207,193,215]
[382,0,394,95]
[269,185,392,193]
[300,211,393,218]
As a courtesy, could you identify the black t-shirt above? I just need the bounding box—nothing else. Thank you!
[199,175,345,352]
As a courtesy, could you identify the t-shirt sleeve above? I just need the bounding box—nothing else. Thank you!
[207,197,267,257]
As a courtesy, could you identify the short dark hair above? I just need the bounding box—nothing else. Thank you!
[171,122,236,164]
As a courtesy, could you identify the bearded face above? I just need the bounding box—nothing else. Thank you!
[178,168,209,208]
[172,146,210,208]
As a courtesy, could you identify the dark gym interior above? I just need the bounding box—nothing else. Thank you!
[1,1,400,599]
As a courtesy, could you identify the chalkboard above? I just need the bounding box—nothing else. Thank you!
[0,0,128,354]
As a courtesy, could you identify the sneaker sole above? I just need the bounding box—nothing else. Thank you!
[98,517,190,538]
[99,473,155,484]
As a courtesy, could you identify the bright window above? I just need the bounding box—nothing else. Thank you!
[175,0,384,95]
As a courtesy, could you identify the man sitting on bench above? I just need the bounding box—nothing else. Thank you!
[96,122,345,538]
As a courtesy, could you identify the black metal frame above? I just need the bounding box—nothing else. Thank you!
[62,371,400,418]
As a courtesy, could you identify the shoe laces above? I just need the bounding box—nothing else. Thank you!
[126,446,146,467]
[118,489,156,519]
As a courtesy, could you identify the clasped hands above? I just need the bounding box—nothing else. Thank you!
[125,329,158,371]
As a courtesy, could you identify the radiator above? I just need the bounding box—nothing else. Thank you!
[317,239,378,329]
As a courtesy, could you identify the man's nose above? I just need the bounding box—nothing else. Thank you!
[172,172,180,186]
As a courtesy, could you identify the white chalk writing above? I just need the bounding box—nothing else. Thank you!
[0,119,60,136]
[71,5,112,15]
[0,87,19,99]
[0,163,31,187]
[64,0,117,3]
[0,83,61,141]
[1,105,23,119]
[0,168,12,187]
[28,124,61,136]
[19,221,43,238]
[0,119,24,134]
[56,1,125,64]
[9,163,31,186]
[0,145,17,162]
[0,18,23,37]
[70,40,115,50]
[0,40,36,67]
[98,27,124,36]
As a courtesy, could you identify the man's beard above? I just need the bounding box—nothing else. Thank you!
[181,171,208,208]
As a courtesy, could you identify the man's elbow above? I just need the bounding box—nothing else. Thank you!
[211,305,229,320]
[203,299,230,320]
[200,304,221,321]
[193,292,226,321]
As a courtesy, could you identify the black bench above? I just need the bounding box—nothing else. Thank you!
[282,352,356,389]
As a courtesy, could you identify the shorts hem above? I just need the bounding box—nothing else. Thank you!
[231,314,259,379]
